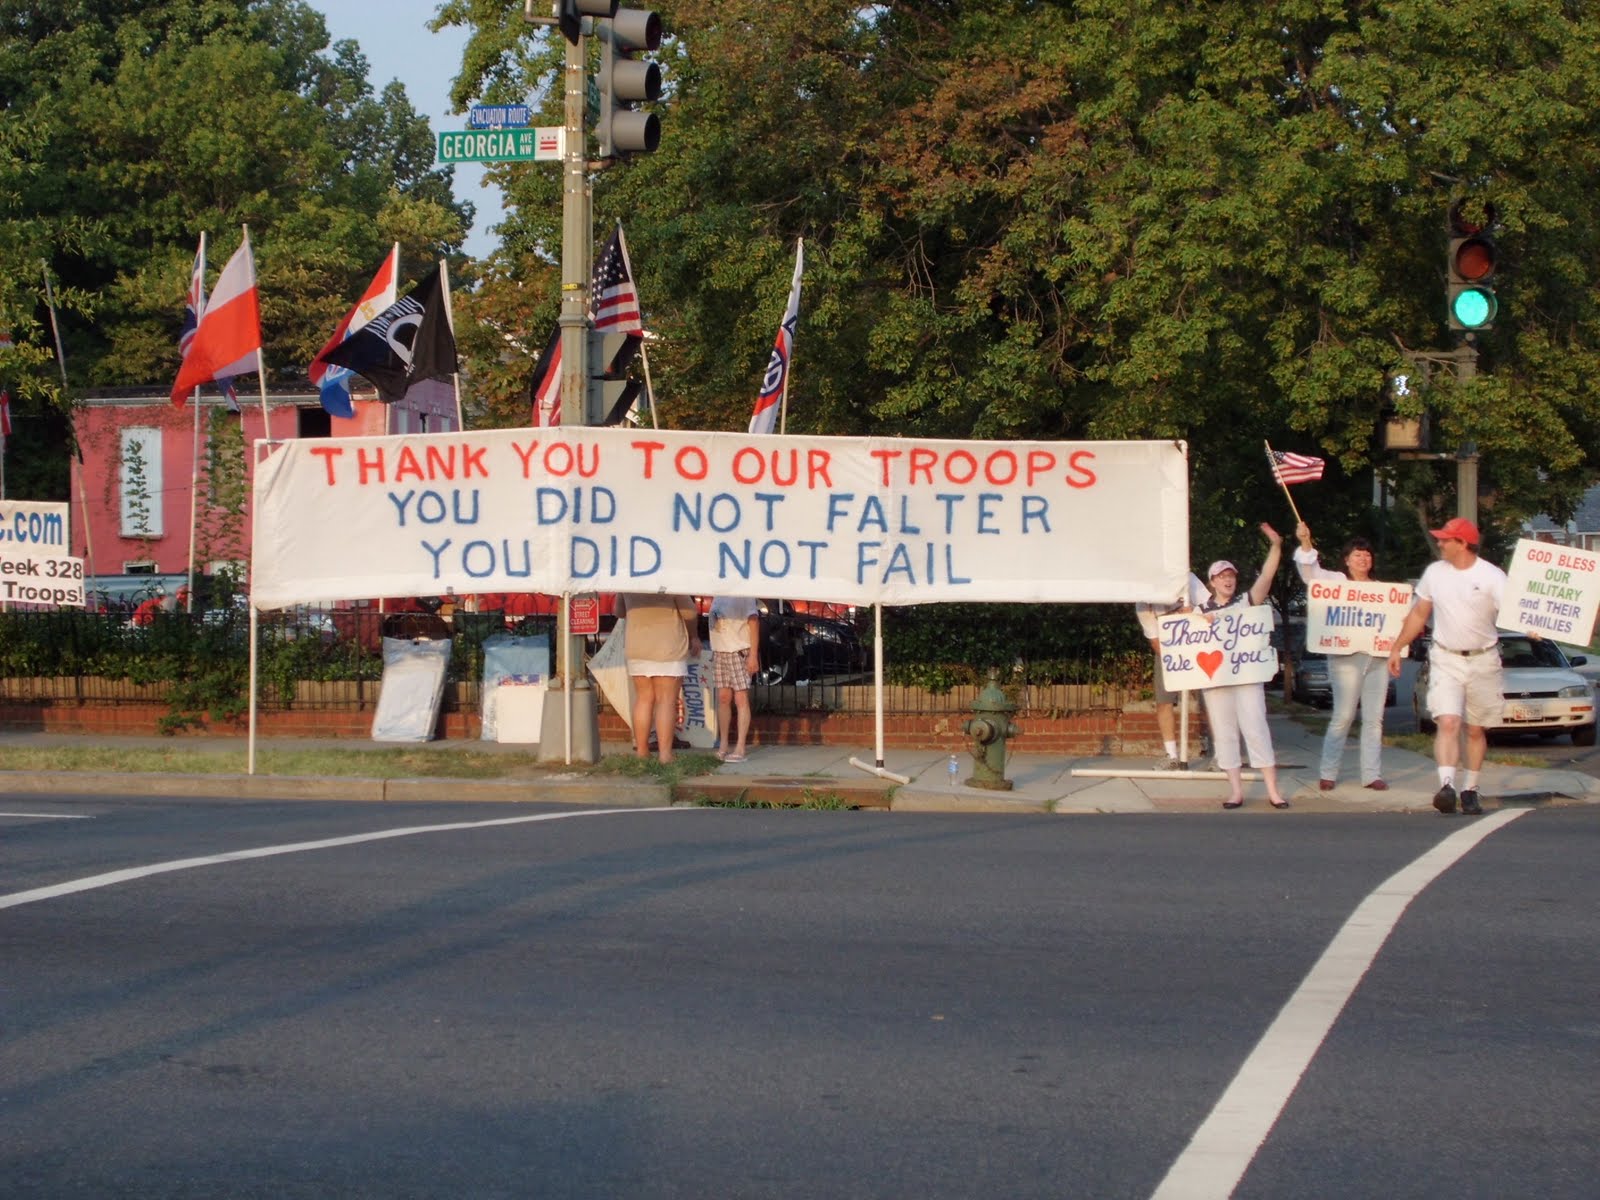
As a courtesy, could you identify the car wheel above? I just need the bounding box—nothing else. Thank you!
[756,659,792,686]
[1573,723,1597,747]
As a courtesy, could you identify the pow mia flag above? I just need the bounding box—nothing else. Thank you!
[321,265,457,403]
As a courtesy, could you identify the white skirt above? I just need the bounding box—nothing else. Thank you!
[628,659,686,678]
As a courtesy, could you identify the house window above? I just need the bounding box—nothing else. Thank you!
[119,427,164,538]
[124,560,157,574]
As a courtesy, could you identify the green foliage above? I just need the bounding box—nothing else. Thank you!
[881,603,1148,692]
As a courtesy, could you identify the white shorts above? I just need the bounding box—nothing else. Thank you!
[628,659,686,678]
[1426,647,1503,727]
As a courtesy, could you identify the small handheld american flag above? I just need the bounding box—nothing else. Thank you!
[1268,448,1324,486]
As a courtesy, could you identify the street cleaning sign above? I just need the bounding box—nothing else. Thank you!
[437,128,563,163]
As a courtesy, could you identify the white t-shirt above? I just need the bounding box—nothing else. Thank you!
[1416,556,1506,652]
[708,596,760,653]
[1135,574,1208,639]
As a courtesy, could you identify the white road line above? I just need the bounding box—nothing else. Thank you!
[1150,807,1529,1200]
[0,806,692,910]
[0,812,93,820]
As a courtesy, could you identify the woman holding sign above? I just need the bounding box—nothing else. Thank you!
[617,592,702,765]
[1293,521,1391,791]
[1200,524,1290,809]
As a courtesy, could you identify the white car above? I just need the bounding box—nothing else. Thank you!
[1414,633,1597,746]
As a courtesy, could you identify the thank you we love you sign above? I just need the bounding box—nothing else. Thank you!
[1157,605,1278,690]
[1498,538,1600,644]
[1303,579,1412,656]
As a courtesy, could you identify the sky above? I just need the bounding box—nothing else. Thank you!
[308,0,500,259]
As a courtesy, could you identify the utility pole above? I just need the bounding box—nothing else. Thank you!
[1452,341,1479,528]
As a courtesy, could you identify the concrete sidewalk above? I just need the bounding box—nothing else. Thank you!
[3,713,1598,812]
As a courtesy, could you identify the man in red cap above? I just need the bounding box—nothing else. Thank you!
[1387,517,1506,815]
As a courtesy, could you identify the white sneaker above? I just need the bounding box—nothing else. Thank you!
[1154,757,1185,771]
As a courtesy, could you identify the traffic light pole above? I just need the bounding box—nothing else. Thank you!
[1452,341,1479,527]
[545,22,600,763]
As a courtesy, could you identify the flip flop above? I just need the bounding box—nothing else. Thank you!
[722,752,746,763]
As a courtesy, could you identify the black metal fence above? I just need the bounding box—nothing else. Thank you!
[0,607,1141,718]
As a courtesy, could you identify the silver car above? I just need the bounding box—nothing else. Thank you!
[1414,634,1597,745]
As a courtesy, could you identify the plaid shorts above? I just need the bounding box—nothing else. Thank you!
[711,649,752,690]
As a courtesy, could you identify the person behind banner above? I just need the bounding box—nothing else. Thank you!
[708,595,761,763]
[616,592,702,765]
[1199,523,1289,810]
[1294,521,1390,792]
[1134,574,1209,768]
[1385,517,1506,816]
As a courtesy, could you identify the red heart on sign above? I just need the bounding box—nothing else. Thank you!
[1197,650,1224,678]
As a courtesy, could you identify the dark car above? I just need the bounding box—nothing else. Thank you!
[755,600,867,685]
[1291,650,1397,708]
[697,599,867,686]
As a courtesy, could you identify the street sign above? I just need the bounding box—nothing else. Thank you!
[468,104,531,129]
[569,595,601,636]
[437,127,564,164]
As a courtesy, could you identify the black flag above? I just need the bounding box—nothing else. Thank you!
[322,266,457,402]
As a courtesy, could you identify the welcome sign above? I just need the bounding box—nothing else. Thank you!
[1303,579,1412,656]
[252,428,1190,610]
[1157,605,1278,690]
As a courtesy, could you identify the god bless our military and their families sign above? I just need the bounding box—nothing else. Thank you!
[251,429,1190,610]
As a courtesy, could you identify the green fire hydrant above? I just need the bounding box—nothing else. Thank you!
[960,668,1018,790]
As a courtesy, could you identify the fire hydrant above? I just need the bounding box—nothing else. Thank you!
[960,668,1019,790]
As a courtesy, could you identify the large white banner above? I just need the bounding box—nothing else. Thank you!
[1498,537,1600,644]
[252,428,1189,610]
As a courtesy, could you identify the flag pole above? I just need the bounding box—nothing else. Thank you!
[185,232,207,614]
[637,338,659,428]
[778,236,803,436]
[1264,440,1304,524]
[438,258,465,431]
[42,260,97,580]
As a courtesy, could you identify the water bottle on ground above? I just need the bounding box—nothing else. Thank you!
[947,753,960,784]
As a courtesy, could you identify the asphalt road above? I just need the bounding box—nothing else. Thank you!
[3,792,1597,1199]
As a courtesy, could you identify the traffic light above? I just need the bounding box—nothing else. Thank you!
[1447,200,1498,332]
[590,331,643,425]
[597,7,662,157]
[548,0,617,46]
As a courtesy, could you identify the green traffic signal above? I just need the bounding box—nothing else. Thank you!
[1450,286,1497,330]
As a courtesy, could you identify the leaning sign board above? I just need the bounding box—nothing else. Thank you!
[1497,537,1600,645]
[437,127,563,163]
[250,428,1190,611]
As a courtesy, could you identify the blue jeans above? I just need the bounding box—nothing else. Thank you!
[1320,654,1388,783]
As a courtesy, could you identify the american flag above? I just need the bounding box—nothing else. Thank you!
[589,227,643,334]
[1269,448,1325,486]
[529,327,562,426]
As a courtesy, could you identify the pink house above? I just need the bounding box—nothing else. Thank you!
[70,382,458,593]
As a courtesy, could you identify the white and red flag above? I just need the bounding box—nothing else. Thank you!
[749,239,803,435]
[170,228,262,407]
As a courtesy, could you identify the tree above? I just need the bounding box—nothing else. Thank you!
[0,0,471,499]
[449,0,1600,579]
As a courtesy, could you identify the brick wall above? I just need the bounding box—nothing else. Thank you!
[0,699,1193,756]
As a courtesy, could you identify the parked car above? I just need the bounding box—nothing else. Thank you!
[698,599,867,686]
[1413,633,1596,745]
[1291,651,1397,708]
